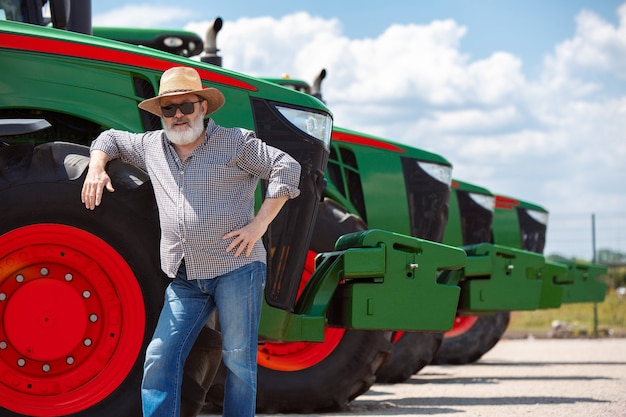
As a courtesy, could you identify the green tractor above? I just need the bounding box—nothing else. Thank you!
[264,70,607,380]
[0,1,471,415]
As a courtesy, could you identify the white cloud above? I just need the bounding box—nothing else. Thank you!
[542,4,626,85]
[411,106,522,136]
[187,13,343,81]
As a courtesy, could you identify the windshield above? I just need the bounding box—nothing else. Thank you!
[0,0,51,24]
[0,0,50,25]
[0,0,23,21]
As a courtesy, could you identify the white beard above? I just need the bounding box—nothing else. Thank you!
[165,116,205,145]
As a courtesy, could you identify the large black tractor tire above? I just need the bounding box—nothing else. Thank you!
[205,198,393,413]
[375,331,444,383]
[0,143,167,417]
[257,330,392,413]
[431,312,511,365]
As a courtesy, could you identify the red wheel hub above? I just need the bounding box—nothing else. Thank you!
[5,278,87,361]
[258,251,345,371]
[445,315,479,338]
[0,224,146,416]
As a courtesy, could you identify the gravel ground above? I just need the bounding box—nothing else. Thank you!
[200,337,626,417]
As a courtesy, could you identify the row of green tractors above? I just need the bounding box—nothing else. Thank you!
[0,2,606,416]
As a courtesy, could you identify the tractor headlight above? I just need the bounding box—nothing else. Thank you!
[417,161,452,186]
[527,209,549,226]
[275,105,333,149]
[469,193,495,212]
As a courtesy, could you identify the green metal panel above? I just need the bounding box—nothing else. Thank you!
[93,26,200,43]
[258,300,327,342]
[259,229,466,340]
[345,144,412,233]
[458,243,545,312]
[558,260,607,303]
[492,198,523,249]
[330,230,465,331]
[536,261,568,309]
[531,259,607,308]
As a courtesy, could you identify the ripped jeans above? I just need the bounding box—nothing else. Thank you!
[141,261,266,417]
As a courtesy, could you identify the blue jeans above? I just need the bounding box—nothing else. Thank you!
[141,261,266,417]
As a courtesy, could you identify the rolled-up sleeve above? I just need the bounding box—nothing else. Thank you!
[90,129,149,171]
[266,152,301,199]
[236,131,301,200]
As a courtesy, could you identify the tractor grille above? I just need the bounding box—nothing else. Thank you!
[251,98,329,311]
[456,190,493,245]
[401,157,450,242]
[518,208,547,253]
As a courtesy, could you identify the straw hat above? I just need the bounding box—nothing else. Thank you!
[138,67,225,117]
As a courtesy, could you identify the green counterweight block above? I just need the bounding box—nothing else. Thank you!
[327,229,466,332]
[536,261,569,309]
[259,230,466,341]
[558,260,607,303]
[458,243,545,313]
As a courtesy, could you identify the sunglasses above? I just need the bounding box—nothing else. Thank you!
[160,100,203,118]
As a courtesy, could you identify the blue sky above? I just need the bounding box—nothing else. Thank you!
[91,1,626,260]
[92,0,624,76]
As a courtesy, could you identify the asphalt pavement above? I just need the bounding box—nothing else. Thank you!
[200,337,626,417]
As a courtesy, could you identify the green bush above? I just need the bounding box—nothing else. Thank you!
[508,290,626,336]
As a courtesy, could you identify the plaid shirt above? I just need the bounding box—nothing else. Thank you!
[91,119,301,280]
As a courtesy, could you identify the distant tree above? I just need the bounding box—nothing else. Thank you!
[609,265,626,289]
[597,249,626,265]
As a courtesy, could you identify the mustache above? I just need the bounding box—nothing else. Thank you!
[168,118,191,129]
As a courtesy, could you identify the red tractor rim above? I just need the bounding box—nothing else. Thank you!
[258,251,345,371]
[0,224,145,416]
[445,315,479,338]
[392,331,405,344]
